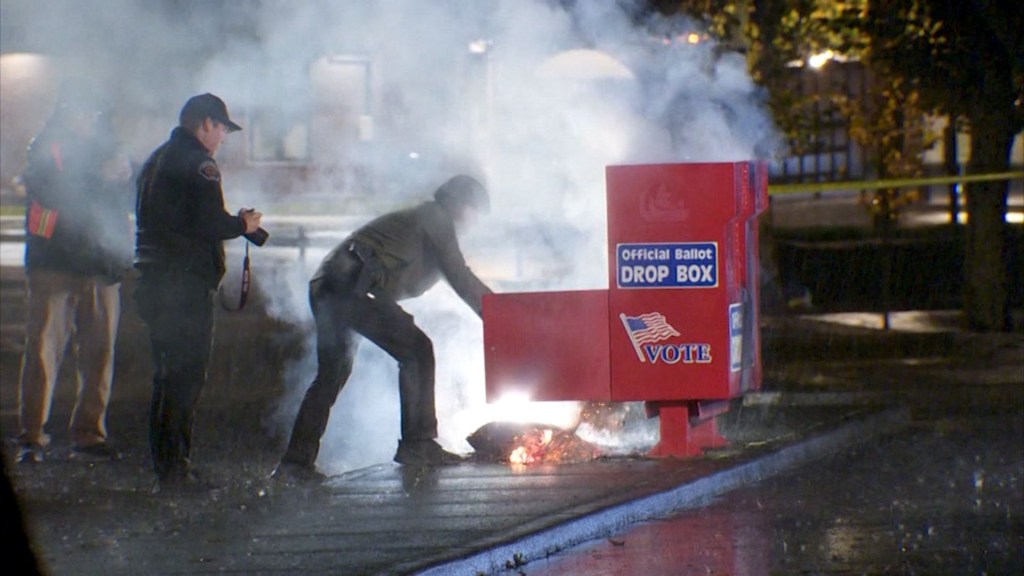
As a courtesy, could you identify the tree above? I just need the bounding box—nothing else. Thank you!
[750,2,929,184]
[657,0,1022,331]
[865,0,1023,331]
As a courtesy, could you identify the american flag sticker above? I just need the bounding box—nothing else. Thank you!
[619,312,680,362]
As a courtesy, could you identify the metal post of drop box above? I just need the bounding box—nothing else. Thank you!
[645,400,731,457]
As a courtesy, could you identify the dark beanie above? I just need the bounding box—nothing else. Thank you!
[434,175,489,213]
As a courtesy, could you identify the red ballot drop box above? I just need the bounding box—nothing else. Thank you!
[483,162,768,457]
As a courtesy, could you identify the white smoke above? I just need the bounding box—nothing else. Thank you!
[1,0,781,471]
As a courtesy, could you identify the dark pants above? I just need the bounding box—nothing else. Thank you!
[282,270,438,468]
[134,269,214,480]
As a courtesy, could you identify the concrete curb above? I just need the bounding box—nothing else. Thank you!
[418,408,910,576]
[742,390,886,406]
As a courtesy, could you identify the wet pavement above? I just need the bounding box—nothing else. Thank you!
[526,387,1024,575]
[2,238,1023,574]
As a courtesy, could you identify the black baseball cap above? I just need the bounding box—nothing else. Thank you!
[179,93,242,132]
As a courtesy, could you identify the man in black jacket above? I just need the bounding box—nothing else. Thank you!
[276,175,492,476]
[134,93,262,492]
[16,90,132,464]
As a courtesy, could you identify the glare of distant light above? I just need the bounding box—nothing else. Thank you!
[808,49,834,70]
[908,210,1022,225]
[951,210,1024,225]
[468,39,490,54]
[803,311,960,333]
[408,152,419,159]
[0,52,51,78]
[686,33,700,45]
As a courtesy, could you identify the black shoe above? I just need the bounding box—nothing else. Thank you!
[152,470,217,495]
[71,442,121,462]
[271,461,327,484]
[16,443,44,464]
[393,440,465,466]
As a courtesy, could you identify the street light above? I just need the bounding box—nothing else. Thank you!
[808,49,835,70]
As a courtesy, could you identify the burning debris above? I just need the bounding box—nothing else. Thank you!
[467,422,602,464]
[467,402,655,464]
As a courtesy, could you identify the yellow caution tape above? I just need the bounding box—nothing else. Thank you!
[769,171,1024,196]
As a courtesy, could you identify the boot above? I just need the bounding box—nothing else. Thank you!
[393,439,464,466]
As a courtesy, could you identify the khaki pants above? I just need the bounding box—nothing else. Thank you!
[17,269,121,448]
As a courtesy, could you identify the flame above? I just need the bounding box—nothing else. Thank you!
[509,446,531,465]
[509,428,554,464]
[507,427,601,465]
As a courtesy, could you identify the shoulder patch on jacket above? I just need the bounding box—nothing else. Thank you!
[198,160,221,182]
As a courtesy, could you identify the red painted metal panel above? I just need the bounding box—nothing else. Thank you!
[605,163,752,401]
[483,290,610,402]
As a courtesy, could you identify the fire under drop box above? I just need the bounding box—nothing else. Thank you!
[483,162,768,457]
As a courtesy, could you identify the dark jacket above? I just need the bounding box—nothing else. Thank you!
[22,121,132,280]
[313,201,492,316]
[135,127,246,288]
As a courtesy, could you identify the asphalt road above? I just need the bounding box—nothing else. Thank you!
[524,383,1024,575]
